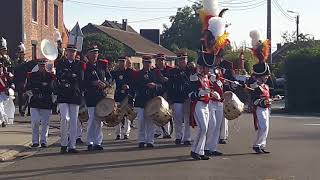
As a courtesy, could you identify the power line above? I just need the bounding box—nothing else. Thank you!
[221,0,266,8]
[272,0,295,21]
[129,16,172,23]
[225,1,266,11]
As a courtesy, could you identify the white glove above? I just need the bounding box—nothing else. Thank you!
[231,81,240,89]
[210,74,217,82]
[198,88,210,96]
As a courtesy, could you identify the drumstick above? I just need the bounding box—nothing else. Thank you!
[219,77,254,91]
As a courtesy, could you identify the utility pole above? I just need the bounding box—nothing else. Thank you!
[267,0,272,63]
[296,15,300,42]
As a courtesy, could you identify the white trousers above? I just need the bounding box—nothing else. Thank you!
[30,108,51,144]
[0,93,8,125]
[192,102,209,155]
[4,97,15,125]
[173,102,191,141]
[77,119,83,139]
[59,103,79,149]
[115,117,131,137]
[220,115,228,140]
[87,107,103,145]
[136,107,155,144]
[155,123,170,135]
[205,101,224,152]
[254,107,270,148]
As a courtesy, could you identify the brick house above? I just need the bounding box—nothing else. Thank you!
[82,20,176,70]
[0,0,67,60]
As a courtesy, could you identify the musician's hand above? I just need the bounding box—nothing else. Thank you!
[211,91,221,100]
[147,82,157,89]
[274,95,282,101]
[231,81,240,89]
[122,84,129,90]
[264,99,271,106]
[97,80,106,89]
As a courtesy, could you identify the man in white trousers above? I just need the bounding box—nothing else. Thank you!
[26,59,54,148]
[83,45,112,151]
[167,52,192,145]
[55,45,84,153]
[128,55,163,148]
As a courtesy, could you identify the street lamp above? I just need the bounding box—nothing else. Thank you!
[287,10,300,43]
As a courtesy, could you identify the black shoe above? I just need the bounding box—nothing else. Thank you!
[154,134,161,138]
[175,139,182,145]
[1,122,6,127]
[212,151,223,156]
[146,143,154,148]
[123,135,129,140]
[19,112,25,117]
[200,155,210,160]
[115,135,121,140]
[138,142,145,149]
[40,143,47,148]
[252,147,263,154]
[204,150,213,156]
[60,146,67,154]
[261,148,271,154]
[68,148,79,153]
[76,138,84,145]
[163,135,171,139]
[93,145,104,151]
[219,139,227,144]
[31,143,39,148]
[26,113,31,116]
[87,145,94,151]
[183,141,192,146]
[190,151,201,160]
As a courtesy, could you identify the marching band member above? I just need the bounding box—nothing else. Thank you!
[129,55,163,148]
[189,53,213,160]
[55,44,84,154]
[13,43,29,117]
[84,45,111,151]
[0,37,12,71]
[26,59,54,148]
[112,56,132,140]
[0,62,13,127]
[153,53,172,139]
[167,52,192,145]
[248,30,272,154]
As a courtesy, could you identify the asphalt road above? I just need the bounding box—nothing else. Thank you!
[0,113,319,180]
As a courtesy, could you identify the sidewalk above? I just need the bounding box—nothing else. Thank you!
[0,115,60,162]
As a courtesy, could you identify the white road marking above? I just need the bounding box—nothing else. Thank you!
[271,115,320,120]
[304,124,320,126]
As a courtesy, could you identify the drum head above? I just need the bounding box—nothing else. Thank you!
[144,96,169,117]
[95,98,116,117]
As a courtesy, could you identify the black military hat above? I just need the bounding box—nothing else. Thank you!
[37,58,48,65]
[253,63,270,77]
[197,51,215,67]
[177,52,188,60]
[87,45,99,53]
[142,55,152,63]
[155,53,166,60]
[66,44,77,51]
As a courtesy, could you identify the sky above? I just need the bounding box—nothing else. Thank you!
[64,0,320,51]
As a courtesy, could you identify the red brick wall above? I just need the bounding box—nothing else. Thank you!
[23,0,65,59]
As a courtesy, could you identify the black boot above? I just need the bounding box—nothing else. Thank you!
[252,147,263,154]
[190,151,201,160]
[261,148,271,154]
[60,146,67,154]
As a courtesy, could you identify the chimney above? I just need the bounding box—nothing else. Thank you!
[122,19,128,31]
[277,43,282,50]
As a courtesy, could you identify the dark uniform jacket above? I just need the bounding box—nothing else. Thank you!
[129,69,163,108]
[13,60,29,91]
[111,68,133,103]
[218,59,236,91]
[167,67,191,103]
[55,59,84,105]
[26,71,54,109]
[153,66,172,97]
[83,60,112,107]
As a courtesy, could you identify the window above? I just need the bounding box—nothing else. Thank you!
[54,4,59,28]
[32,0,37,22]
[44,0,48,25]
[32,44,37,60]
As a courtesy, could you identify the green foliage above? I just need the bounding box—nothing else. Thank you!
[175,48,197,62]
[224,49,256,74]
[284,46,320,113]
[83,33,124,62]
[161,4,202,51]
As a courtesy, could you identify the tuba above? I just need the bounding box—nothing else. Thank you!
[40,39,58,61]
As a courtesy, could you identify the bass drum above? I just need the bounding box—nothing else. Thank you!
[95,98,123,127]
[144,96,172,127]
[223,91,244,120]
[78,102,88,123]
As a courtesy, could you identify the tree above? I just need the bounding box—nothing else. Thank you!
[161,3,202,51]
[281,31,315,43]
[83,33,124,62]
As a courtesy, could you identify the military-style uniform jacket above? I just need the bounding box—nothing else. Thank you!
[55,59,84,105]
[111,68,134,103]
[83,60,112,107]
[217,59,236,92]
[13,59,29,91]
[0,55,12,72]
[129,69,163,108]
[0,72,13,93]
[167,67,191,103]
[26,71,54,109]
[153,66,172,97]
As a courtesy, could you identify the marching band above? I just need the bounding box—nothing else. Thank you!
[0,0,280,162]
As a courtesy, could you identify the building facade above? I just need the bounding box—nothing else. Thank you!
[0,0,67,60]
